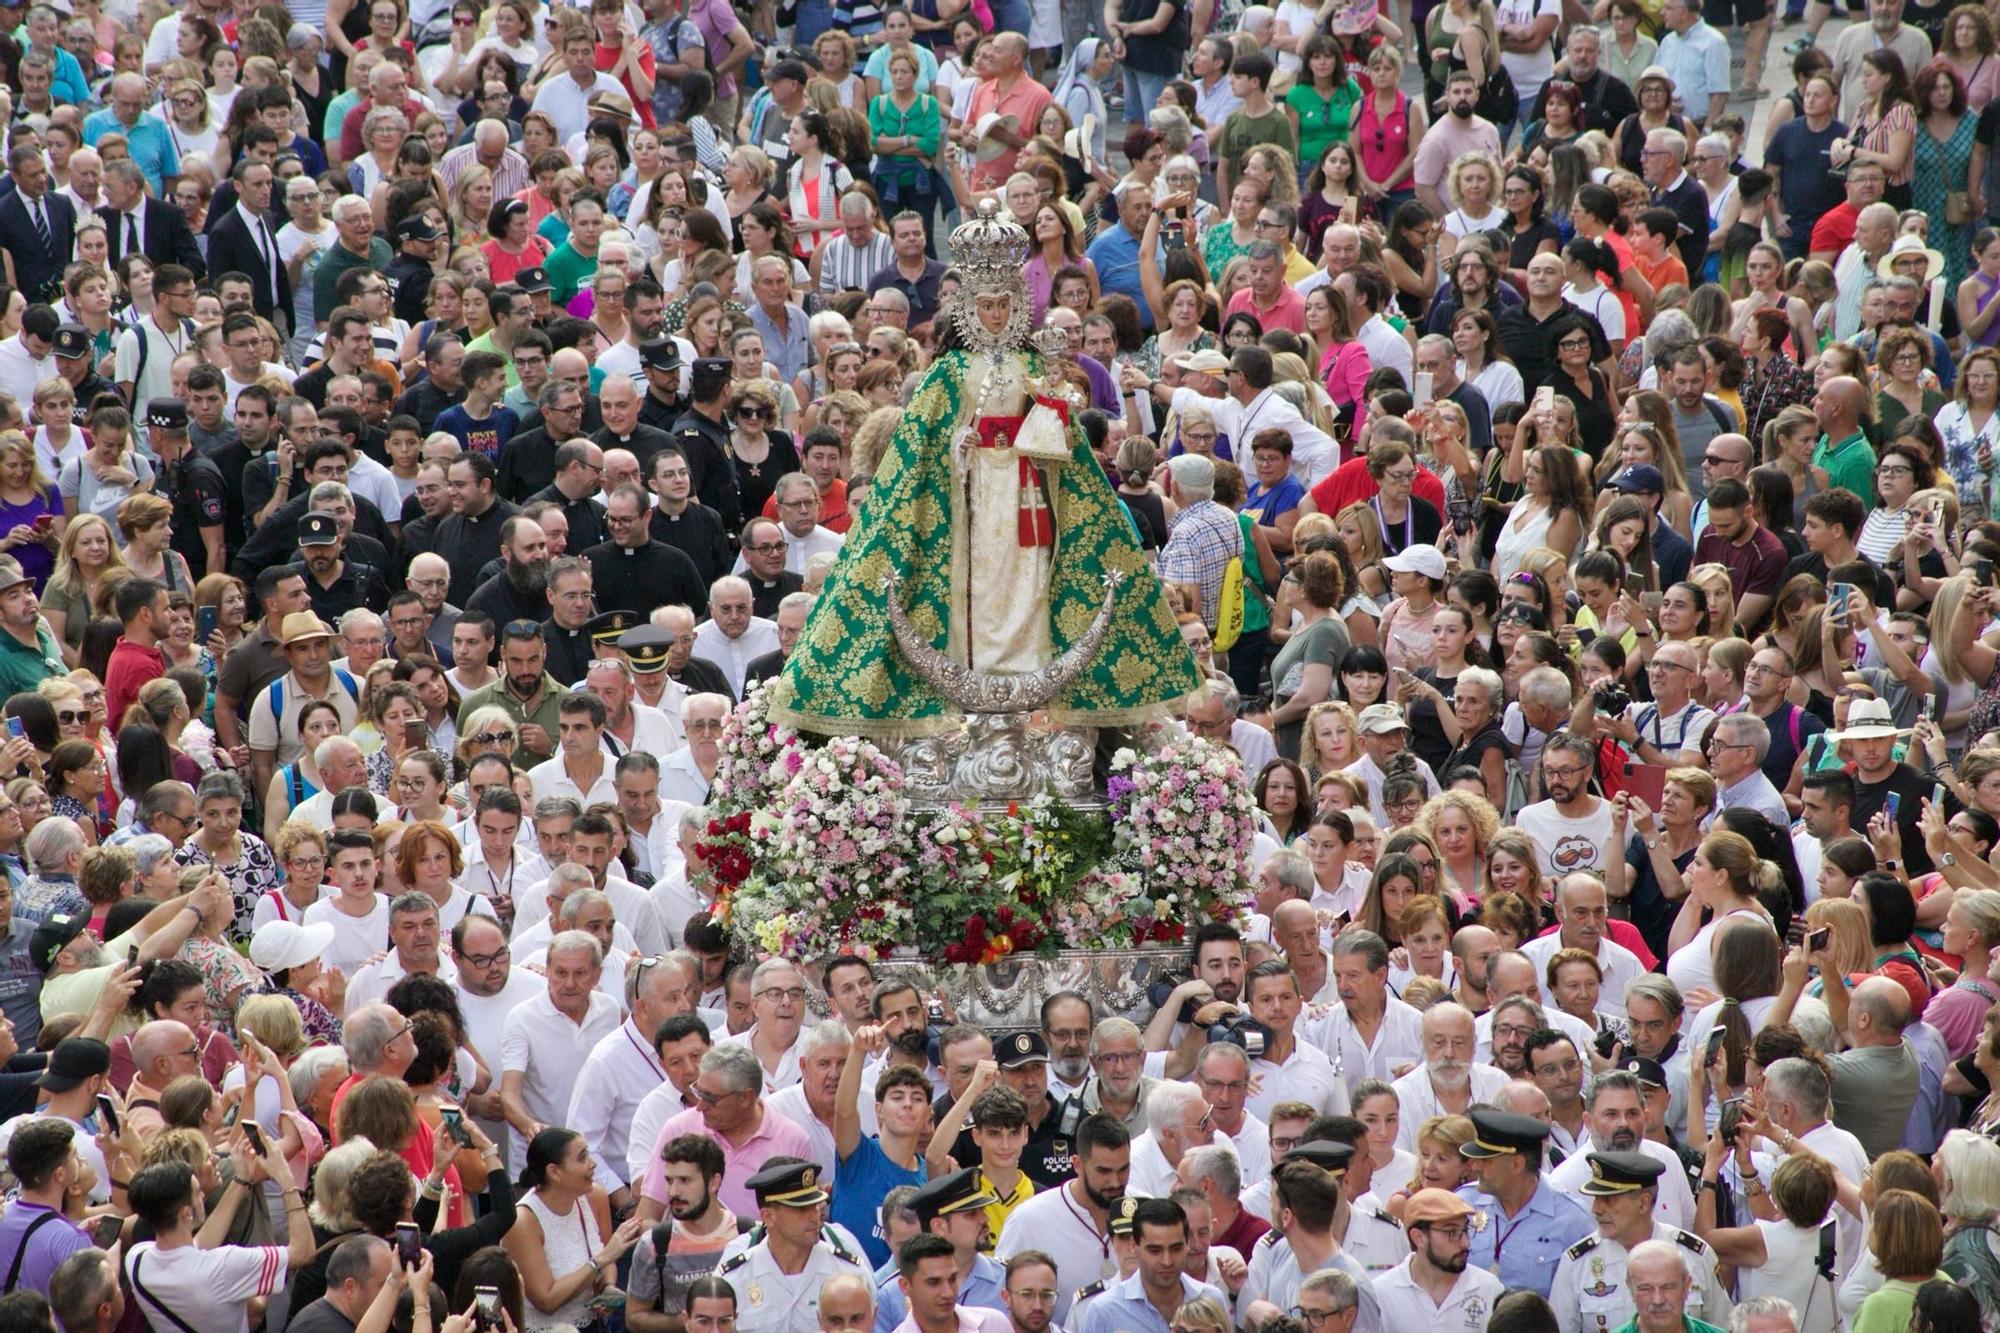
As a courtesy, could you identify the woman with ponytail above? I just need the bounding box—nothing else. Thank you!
[502,1126,644,1329]
[1666,828,1775,1004]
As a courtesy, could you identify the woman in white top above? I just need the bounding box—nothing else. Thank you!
[156,77,223,177]
[785,112,853,260]
[1698,1152,1840,1333]
[1491,441,1587,580]
[1561,236,1628,349]
[1856,440,1935,566]
[1451,307,1524,412]
[1666,828,1774,1008]
[1352,1079,1421,1195]
[1440,153,1507,256]
[504,1127,644,1332]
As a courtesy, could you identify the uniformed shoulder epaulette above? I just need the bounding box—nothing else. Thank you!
[1255,1228,1283,1252]
[1565,1235,1600,1262]
[718,1251,751,1276]
[1365,1205,1397,1225]
[1675,1229,1709,1256]
[1073,1280,1108,1303]
[823,1229,863,1266]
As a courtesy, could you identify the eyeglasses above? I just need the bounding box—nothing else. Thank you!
[287,854,325,869]
[56,710,86,723]
[1291,1308,1351,1329]
[1543,764,1591,783]
[470,731,516,746]
[1876,464,1914,476]
[757,986,808,1002]
[690,1083,749,1105]
[746,541,786,553]
[734,405,769,419]
[1701,454,1745,467]
[1557,336,1591,350]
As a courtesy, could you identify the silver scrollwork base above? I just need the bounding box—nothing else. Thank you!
[897,714,1100,810]
[810,947,1183,1030]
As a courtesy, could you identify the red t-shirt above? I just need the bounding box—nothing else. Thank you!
[1810,203,1860,260]
[597,42,658,128]
[104,638,165,737]
[1308,456,1448,520]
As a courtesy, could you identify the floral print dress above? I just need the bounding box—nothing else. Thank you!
[175,834,281,945]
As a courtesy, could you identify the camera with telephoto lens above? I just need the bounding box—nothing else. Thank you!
[1593,679,1631,717]
[1208,1014,1270,1058]
[1147,971,1202,1024]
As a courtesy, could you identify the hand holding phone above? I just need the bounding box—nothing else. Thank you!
[1806,926,1831,953]
[1885,791,1903,820]
[394,1222,422,1270]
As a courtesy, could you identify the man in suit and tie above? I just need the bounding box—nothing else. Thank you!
[99,159,206,282]
[205,159,290,327]
[0,145,76,304]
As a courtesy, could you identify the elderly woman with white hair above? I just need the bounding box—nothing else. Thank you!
[1937,1129,2000,1325]
[1925,889,2000,1058]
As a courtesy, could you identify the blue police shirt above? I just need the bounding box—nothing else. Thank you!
[1458,1179,1594,1299]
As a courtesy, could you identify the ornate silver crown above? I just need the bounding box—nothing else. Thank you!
[948,199,1032,288]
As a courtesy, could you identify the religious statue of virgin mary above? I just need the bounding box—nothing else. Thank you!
[767,200,1202,739]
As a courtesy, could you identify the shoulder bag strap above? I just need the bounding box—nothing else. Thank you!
[128,1251,204,1333]
[3,1211,58,1294]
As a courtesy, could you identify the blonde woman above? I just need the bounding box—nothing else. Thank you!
[1440,153,1506,256]
[42,514,128,661]
[1801,897,1874,989]
[1334,501,1388,601]
[1300,701,1360,781]
[448,165,495,250]
[0,431,63,590]
[160,78,223,177]
[1416,787,1501,901]
[1687,563,1738,641]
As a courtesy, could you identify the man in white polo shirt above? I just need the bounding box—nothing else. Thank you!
[1521,874,1647,1020]
[1370,1188,1504,1333]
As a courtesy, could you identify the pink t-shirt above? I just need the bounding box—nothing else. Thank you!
[1225,285,1307,336]
[637,1103,815,1217]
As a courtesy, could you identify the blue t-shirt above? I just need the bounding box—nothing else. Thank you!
[832,1137,925,1269]
[434,403,520,462]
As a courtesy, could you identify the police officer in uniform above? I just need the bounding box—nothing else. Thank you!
[55,324,116,421]
[718,1159,868,1333]
[1459,1107,1594,1300]
[1618,1055,1706,1199]
[1550,1152,1730,1333]
[670,357,745,533]
[639,337,687,432]
[1066,1196,1140,1330]
[873,1168,1009,1331]
[293,509,390,622]
[1305,1132,1411,1277]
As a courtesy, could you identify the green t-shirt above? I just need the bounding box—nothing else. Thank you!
[1213,107,1297,182]
[1813,430,1877,504]
[314,238,394,324]
[0,622,67,699]
[543,242,600,306]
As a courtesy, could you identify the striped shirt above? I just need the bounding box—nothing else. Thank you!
[439,143,531,199]
[817,230,896,295]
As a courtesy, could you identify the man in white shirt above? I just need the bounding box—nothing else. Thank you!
[1188,1043,1272,1187]
[1473,957,1599,1065]
[720,958,813,1094]
[660,694,729,807]
[1734,1056,1869,1277]
[1243,960,1348,1122]
[626,1008,720,1186]
[460,787,550,916]
[1521,874,1648,1020]
[342,892,460,1016]
[1515,734,1617,883]
[499,930,623,1167]
[451,911,543,1157]
[1183,678,1277,778]
[1306,929,1424,1084]
[590,658,682,761]
[1370,1188,1505,1333]
[529,690,622,809]
[1335,265,1414,387]
[1391,1003,1508,1151]
[0,308,57,413]
[1144,345,1337,486]
[529,31,631,139]
[1126,1080,1228,1198]
[995,1113,1134,1322]
[1545,1072,1697,1230]
[565,949,691,1212]
[691,577,778,700]
[1341,705,1441,827]
[513,814,666,955]
[765,1019,849,1181]
[769,475,845,575]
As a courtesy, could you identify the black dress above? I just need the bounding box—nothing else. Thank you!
[729,430,801,531]
[1543,366,1619,461]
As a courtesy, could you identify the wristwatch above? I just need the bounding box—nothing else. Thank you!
[1884,858,1903,872]
[1943,853,1959,868]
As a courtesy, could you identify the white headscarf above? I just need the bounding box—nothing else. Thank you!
[1051,38,1109,164]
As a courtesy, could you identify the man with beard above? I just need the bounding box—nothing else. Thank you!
[594,660,681,763]
[1528,1029,1590,1157]
[1233,1155,1378,1326]
[1001,1253,1062,1333]
[34,876,225,1026]
[628,1134,754,1328]
[1372,1189,1504,1332]
[639,338,687,432]
[1486,995,1550,1081]
[1390,1003,1508,1152]
[1450,926,1500,1015]
[996,1115,1132,1323]
[1306,930,1424,1084]
[1547,1074,1698,1234]
[1125,1080,1225,1199]
[598,278,668,385]
[1524,876,1648,1021]
[293,510,390,625]
[459,621,566,768]
[465,516,552,628]
[1076,1020,1157,1137]
[1147,923,1247,1065]
[585,486,708,618]
[1042,992,1095,1102]
[1518,734,1618,882]
[1477,953,1599,1062]
[567,950,701,1215]
[649,447,732,586]
[1460,1107,1593,1297]
[0,557,66,697]
[1243,962,1347,1123]
[1552,1144,1728,1328]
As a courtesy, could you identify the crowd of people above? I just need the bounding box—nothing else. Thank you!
[0,0,1999,1331]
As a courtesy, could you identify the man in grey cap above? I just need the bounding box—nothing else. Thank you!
[0,556,64,698]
